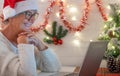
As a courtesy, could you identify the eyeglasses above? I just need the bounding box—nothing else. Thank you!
[23,11,39,21]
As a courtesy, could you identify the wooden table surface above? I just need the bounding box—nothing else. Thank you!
[74,67,120,76]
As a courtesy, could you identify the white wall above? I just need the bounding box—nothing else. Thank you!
[0,0,119,66]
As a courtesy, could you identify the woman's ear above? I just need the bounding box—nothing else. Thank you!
[0,14,4,23]
[0,13,9,25]
[0,14,7,29]
[3,19,9,25]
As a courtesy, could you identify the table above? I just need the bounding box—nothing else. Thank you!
[38,67,120,76]
[74,67,120,76]
[97,68,120,76]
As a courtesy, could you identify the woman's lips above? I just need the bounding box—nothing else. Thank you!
[24,23,32,27]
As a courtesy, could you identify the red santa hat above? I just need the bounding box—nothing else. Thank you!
[3,0,38,20]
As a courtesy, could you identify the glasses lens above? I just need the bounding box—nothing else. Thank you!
[25,12,33,20]
[34,13,39,19]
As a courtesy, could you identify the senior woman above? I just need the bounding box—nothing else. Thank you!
[0,0,61,76]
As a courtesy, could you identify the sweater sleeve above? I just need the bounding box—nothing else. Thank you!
[0,44,37,76]
[35,48,61,72]
[18,44,37,76]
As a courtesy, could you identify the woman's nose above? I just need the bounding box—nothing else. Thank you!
[29,16,36,23]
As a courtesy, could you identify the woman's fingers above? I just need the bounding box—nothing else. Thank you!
[18,32,34,37]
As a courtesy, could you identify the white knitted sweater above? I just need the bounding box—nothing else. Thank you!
[0,32,61,76]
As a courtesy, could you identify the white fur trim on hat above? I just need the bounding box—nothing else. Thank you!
[3,0,38,20]
[15,0,38,15]
[3,6,16,20]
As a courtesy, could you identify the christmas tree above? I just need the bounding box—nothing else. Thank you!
[98,4,120,73]
[99,4,120,58]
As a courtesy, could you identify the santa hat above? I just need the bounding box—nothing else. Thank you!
[3,0,38,20]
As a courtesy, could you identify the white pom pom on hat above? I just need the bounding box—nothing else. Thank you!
[3,0,38,20]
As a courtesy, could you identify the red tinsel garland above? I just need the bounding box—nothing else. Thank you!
[58,0,90,32]
[31,0,108,32]
[58,0,108,32]
[30,0,56,32]
[95,0,108,21]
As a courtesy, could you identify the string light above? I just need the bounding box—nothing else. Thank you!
[45,24,51,29]
[46,37,50,40]
[71,16,77,21]
[74,32,80,37]
[40,0,46,2]
[69,6,78,13]
[107,5,111,10]
[104,24,108,29]
[61,0,66,3]
[67,5,70,8]
[90,40,93,42]
[112,46,115,49]
[99,34,102,37]
[117,10,120,13]
[108,17,113,21]
[113,51,116,54]
[56,12,60,18]
[73,39,80,46]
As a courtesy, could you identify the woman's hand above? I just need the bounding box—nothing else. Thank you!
[17,32,48,51]
[27,33,48,51]
[17,32,29,44]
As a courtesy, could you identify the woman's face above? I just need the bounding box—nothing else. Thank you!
[20,10,39,32]
[1,10,39,34]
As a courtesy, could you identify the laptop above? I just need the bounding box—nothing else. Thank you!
[50,40,108,76]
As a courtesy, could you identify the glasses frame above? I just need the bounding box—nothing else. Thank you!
[23,11,39,21]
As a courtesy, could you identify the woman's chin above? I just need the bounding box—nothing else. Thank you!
[19,29,31,33]
[24,30,31,32]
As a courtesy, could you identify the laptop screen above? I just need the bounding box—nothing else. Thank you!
[79,40,108,76]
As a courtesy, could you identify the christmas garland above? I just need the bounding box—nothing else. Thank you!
[43,21,68,45]
[95,0,108,21]
[58,0,90,32]
[58,0,107,32]
[30,0,56,32]
[31,0,107,32]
